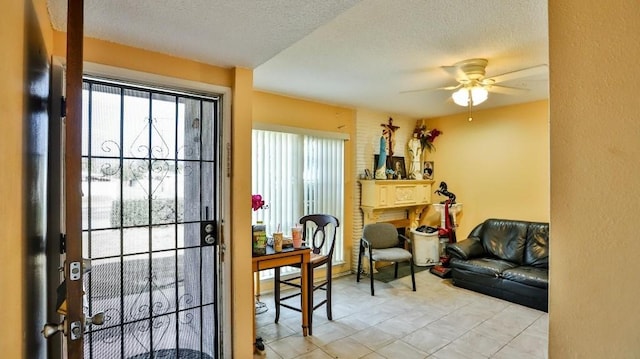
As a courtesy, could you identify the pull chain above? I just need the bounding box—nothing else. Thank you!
[467,90,473,121]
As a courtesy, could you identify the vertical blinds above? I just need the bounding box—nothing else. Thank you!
[252,130,344,277]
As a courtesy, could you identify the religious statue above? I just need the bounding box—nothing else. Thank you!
[407,133,422,179]
[380,117,399,157]
[374,130,388,179]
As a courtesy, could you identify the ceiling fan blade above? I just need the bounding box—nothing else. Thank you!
[439,84,462,91]
[487,64,548,84]
[441,65,468,82]
[400,83,460,94]
[487,84,529,95]
[399,88,432,94]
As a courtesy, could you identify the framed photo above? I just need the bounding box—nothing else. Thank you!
[373,155,406,179]
[390,156,406,179]
[423,161,434,180]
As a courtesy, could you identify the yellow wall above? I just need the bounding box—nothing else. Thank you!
[0,1,52,358]
[422,101,550,236]
[231,68,255,358]
[549,1,640,357]
[253,91,357,276]
[0,2,28,358]
[52,31,233,88]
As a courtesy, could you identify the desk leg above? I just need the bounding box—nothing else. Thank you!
[301,263,309,336]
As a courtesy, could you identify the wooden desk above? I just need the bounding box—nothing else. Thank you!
[252,246,311,339]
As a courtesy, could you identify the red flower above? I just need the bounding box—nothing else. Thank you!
[413,126,443,152]
[426,129,442,143]
[252,194,268,211]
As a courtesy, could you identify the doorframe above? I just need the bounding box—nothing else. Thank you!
[59,59,234,357]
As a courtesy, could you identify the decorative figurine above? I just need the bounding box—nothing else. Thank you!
[374,130,388,179]
[407,133,422,179]
[435,181,456,204]
[380,117,399,157]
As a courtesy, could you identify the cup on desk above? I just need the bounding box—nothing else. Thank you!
[291,226,303,249]
[273,232,283,252]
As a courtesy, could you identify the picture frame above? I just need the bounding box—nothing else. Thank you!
[390,156,406,179]
[375,155,407,179]
[423,160,434,180]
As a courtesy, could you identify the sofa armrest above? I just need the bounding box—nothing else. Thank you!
[446,237,485,260]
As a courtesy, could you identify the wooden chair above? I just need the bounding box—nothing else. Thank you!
[274,214,340,335]
[357,222,416,296]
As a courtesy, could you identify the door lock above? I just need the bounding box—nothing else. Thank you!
[70,321,82,340]
[69,262,81,281]
[68,258,93,281]
[201,220,217,246]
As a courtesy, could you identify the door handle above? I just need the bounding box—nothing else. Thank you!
[41,311,104,340]
[86,312,104,326]
[43,257,100,340]
[42,321,65,339]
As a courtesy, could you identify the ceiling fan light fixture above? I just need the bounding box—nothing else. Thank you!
[452,86,488,107]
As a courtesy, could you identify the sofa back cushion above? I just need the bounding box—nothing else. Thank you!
[480,219,528,265]
[524,222,549,268]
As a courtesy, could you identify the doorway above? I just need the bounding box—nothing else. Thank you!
[80,77,223,358]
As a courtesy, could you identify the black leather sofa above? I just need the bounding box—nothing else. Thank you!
[446,219,549,311]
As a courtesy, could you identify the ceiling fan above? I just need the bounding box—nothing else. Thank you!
[403,58,548,110]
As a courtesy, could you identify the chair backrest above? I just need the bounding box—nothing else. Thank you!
[362,223,400,249]
[299,214,340,256]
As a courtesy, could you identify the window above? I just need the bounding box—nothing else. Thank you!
[252,129,345,277]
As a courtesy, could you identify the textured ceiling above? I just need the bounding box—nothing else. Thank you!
[47,0,548,118]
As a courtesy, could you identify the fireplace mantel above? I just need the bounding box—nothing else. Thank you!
[359,179,434,229]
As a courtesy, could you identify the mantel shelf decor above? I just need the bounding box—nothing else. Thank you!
[412,123,442,180]
[359,179,434,230]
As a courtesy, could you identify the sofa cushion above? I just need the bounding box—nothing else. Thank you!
[502,267,548,289]
[524,222,549,268]
[480,219,528,265]
[450,257,518,277]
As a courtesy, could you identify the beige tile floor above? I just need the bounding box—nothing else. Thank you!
[254,269,548,359]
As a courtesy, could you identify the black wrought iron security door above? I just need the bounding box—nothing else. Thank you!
[81,78,221,358]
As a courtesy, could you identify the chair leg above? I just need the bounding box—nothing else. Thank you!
[394,262,399,278]
[356,240,363,282]
[274,267,280,323]
[326,263,333,320]
[369,256,375,296]
[409,259,416,292]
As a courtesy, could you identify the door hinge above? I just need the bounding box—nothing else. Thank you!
[60,233,66,254]
[60,96,66,118]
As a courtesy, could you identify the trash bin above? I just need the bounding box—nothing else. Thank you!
[410,229,440,266]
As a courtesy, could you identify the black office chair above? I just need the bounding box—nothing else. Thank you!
[357,222,416,296]
[274,214,340,335]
